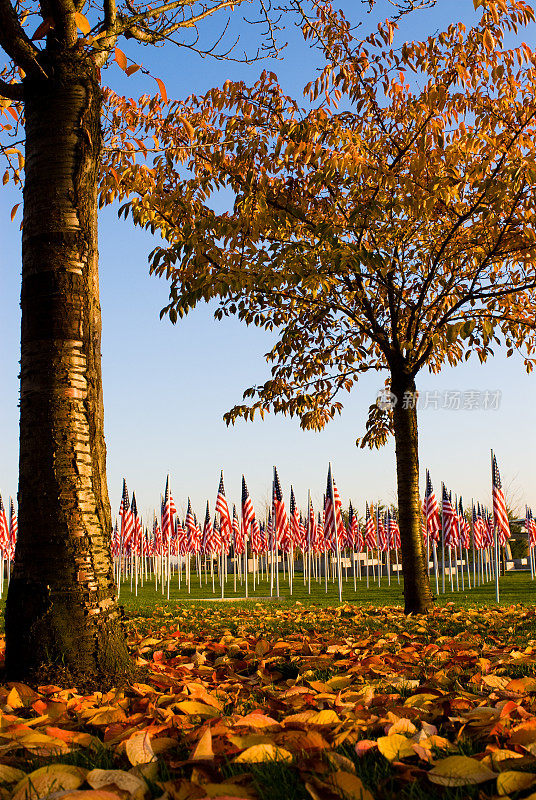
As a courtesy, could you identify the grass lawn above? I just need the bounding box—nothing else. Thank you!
[116,569,535,617]
[1,573,536,800]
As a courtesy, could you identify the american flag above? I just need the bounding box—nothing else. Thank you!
[324,465,341,551]
[251,518,262,554]
[289,486,300,549]
[232,504,244,553]
[185,498,196,552]
[307,498,317,553]
[526,506,536,548]
[161,476,176,549]
[472,504,484,550]
[389,512,401,549]
[424,471,441,542]
[298,515,307,550]
[317,511,324,546]
[492,454,510,545]
[193,515,202,553]
[112,520,120,556]
[119,479,133,549]
[354,515,365,552]
[175,517,187,555]
[442,486,458,548]
[153,514,162,553]
[241,476,256,539]
[364,503,377,550]
[9,498,17,547]
[201,500,215,553]
[458,497,470,548]
[484,506,495,547]
[215,471,232,542]
[0,495,9,550]
[272,467,289,550]
[378,513,389,551]
[131,492,143,556]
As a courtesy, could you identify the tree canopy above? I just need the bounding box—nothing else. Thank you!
[116,0,536,611]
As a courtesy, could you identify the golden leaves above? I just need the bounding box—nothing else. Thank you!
[74,12,91,35]
[2,604,536,798]
[428,756,497,786]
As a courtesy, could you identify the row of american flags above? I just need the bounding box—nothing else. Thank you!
[109,454,527,601]
[0,453,528,601]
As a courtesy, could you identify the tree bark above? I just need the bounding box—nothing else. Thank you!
[5,54,131,683]
[390,369,433,614]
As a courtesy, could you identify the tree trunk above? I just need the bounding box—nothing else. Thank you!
[5,54,131,683]
[390,369,433,614]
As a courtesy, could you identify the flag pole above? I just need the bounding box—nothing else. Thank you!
[491,449,500,603]
[441,483,445,594]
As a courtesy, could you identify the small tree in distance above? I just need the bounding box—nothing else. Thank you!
[122,0,536,613]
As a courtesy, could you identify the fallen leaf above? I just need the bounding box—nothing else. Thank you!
[233,743,292,763]
[428,756,497,786]
[12,764,85,800]
[191,727,214,760]
[497,770,536,795]
[377,734,415,761]
[327,770,374,800]
[126,730,156,766]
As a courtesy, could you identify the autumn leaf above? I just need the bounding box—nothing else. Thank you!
[190,727,214,760]
[125,730,156,766]
[234,743,293,763]
[327,771,374,800]
[114,47,127,72]
[428,756,497,786]
[377,733,415,761]
[12,764,85,800]
[155,78,168,103]
[74,12,91,34]
[497,770,536,795]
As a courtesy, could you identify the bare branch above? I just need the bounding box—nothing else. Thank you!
[0,77,23,100]
[0,0,47,77]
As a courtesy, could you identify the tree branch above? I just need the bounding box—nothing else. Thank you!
[0,77,23,100]
[0,0,47,77]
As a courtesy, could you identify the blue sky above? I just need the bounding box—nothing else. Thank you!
[1,0,535,524]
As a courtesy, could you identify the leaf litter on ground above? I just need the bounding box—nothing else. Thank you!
[1,603,536,798]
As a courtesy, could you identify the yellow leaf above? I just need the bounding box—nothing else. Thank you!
[6,687,24,709]
[308,709,340,726]
[126,731,156,766]
[12,764,85,800]
[483,28,495,51]
[0,765,25,783]
[155,77,168,103]
[227,734,273,749]
[254,638,271,657]
[428,756,497,786]
[85,706,127,725]
[191,727,213,760]
[74,12,91,34]
[327,771,374,800]
[497,770,536,795]
[175,701,220,718]
[234,744,292,764]
[235,712,280,729]
[86,769,147,800]
[10,203,20,221]
[114,47,127,72]
[326,676,352,691]
[377,734,415,761]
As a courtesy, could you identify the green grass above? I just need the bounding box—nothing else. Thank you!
[115,568,535,618]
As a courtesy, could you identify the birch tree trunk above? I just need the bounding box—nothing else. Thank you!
[391,368,433,614]
[5,54,130,682]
